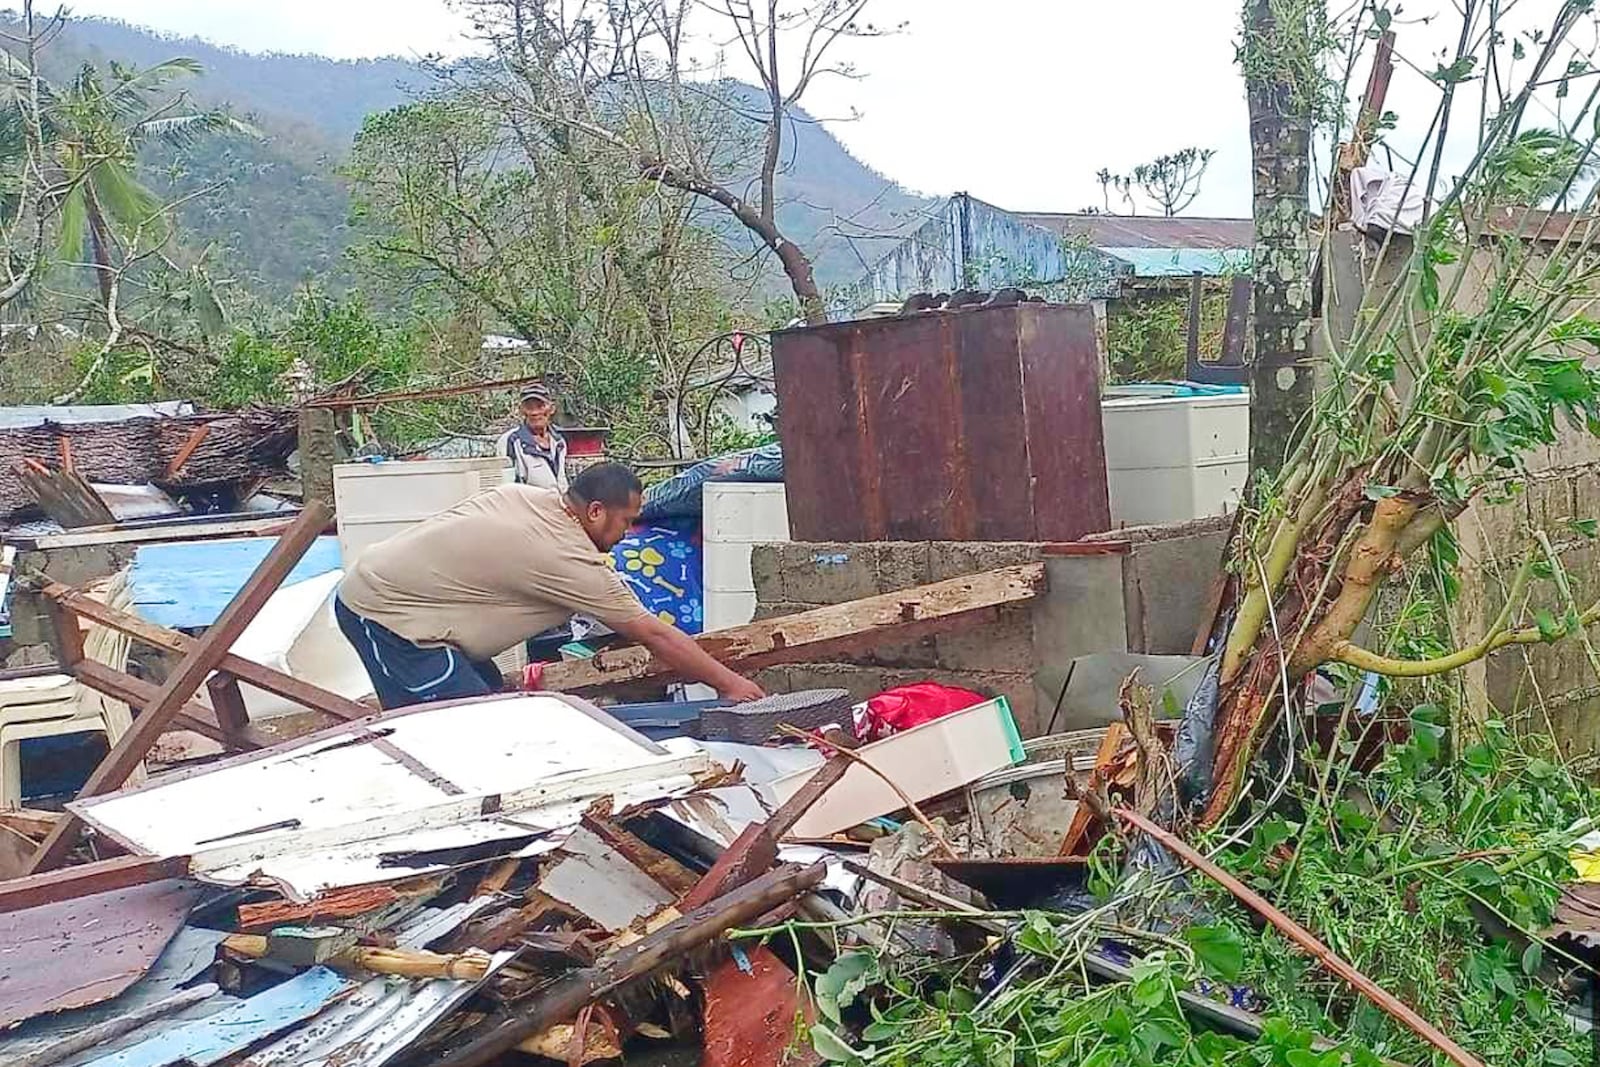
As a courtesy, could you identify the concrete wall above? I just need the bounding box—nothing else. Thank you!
[0,544,135,669]
[750,520,1229,738]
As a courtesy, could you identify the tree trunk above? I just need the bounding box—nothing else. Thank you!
[1243,0,1316,477]
[84,188,115,310]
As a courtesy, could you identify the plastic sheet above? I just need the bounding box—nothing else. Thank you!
[639,444,783,521]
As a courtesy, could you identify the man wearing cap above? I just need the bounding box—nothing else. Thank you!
[336,461,766,709]
[497,383,568,491]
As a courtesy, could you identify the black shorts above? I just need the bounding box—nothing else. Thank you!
[334,597,503,710]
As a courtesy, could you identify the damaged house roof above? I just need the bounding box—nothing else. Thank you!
[0,405,298,521]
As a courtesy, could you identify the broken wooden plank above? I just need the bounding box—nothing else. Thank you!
[543,564,1047,693]
[430,862,827,1067]
[17,463,115,528]
[42,583,369,723]
[25,503,332,873]
[1116,808,1484,1067]
[4,513,302,551]
[164,424,211,480]
[69,659,249,748]
[0,853,191,915]
[681,755,851,911]
[204,673,253,743]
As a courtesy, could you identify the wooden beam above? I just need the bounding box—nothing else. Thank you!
[543,564,1047,693]
[205,673,253,742]
[25,503,332,873]
[0,853,190,914]
[430,863,827,1067]
[679,756,850,911]
[5,513,302,551]
[70,659,259,748]
[42,583,370,723]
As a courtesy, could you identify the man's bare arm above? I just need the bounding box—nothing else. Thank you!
[609,613,765,702]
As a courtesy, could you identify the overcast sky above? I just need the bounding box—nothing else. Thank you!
[71,0,1596,218]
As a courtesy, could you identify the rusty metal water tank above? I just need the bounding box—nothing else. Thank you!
[771,301,1111,542]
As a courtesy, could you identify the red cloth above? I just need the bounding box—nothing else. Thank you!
[522,661,547,691]
[855,683,987,741]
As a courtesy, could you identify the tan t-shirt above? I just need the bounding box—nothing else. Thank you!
[337,484,648,660]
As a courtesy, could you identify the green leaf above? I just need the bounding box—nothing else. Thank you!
[1373,6,1392,30]
[809,1023,861,1063]
[1363,483,1401,500]
[1185,924,1245,982]
[1522,941,1544,974]
[1570,518,1598,539]
[1536,609,1562,642]
[1015,912,1062,957]
[814,952,879,1025]
[1431,55,1479,84]
[1546,1049,1580,1066]
[1514,38,1527,60]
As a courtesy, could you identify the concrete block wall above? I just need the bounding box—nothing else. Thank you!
[0,544,135,669]
[1455,435,1600,763]
[751,525,1228,739]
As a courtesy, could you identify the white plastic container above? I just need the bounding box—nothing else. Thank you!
[768,696,1023,839]
[702,483,790,631]
[334,457,513,563]
[1101,389,1249,526]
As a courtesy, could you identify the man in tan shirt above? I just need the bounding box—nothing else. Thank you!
[336,462,765,709]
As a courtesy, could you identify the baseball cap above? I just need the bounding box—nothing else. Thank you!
[519,382,554,404]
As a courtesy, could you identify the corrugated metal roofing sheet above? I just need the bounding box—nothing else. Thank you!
[0,879,201,1028]
[0,925,229,1067]
[1101,247,1251,277]
[80,966,349,1067]
[0,403,194,431]
[72,694,709,899]
[1016,212,1254,250]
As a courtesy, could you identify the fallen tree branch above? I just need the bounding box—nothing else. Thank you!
[1116,807,1486,1067]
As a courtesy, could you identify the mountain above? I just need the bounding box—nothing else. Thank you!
[21,15,932,301]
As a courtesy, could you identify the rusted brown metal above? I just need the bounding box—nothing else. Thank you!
[702,947,822,1067]
[772,303,1110,543]
[0,878,199,1027]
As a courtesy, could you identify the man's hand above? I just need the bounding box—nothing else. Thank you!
[718,675,766,703]
[611,613,766,703]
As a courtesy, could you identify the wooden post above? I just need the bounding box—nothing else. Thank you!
[41,584,369,724]
[205,673,253,744]
[24,502,332,873]
[297,408,338,509]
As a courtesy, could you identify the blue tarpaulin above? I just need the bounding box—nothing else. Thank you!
[129,536,343,630]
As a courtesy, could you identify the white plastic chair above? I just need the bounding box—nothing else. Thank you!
[0,672,133,807]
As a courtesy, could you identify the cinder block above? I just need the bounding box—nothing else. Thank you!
[934,605,1037,672]
[928,542,1042,582]
[2,643,53,670]
[1461,489,1528,557]
[750,544,786,602]
[784,664,886,703]
[781,543,878,605]
[752,667,793,694]
[753,601,816,622]
[872,542,932,594]
[1129,534,1227,654]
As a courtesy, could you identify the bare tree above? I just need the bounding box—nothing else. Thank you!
[460,0,892,325]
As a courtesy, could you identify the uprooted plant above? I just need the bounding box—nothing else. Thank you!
[1204,0,1600,826]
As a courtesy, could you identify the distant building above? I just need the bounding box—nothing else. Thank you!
[833,193,1252,316]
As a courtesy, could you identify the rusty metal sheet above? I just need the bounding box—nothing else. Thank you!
[773,303,1110,543]
[0,878,200,1028]
[702,947,821,1067]
[1016,304,1111,538]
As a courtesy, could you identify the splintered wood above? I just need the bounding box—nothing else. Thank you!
[543,563,1047,693]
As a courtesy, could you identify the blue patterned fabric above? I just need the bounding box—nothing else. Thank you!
[609,518,704,634]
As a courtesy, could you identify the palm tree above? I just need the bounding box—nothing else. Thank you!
[42,58,257,306]
[1480,127,1600,207]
